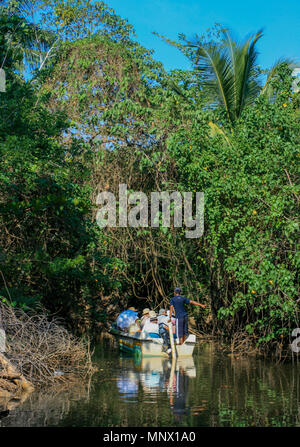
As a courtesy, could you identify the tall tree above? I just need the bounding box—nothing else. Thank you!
[0,3,56,76]
[1,0,135,77]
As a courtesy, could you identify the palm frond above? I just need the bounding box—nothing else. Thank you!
[222,29,238,114]
[185,28,264,124]
[189,39,235,120]
[208,121,231,145]
[234,30,263,117]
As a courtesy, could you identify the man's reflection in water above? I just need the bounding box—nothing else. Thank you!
[118,354,195,421]
[167,365,190,422]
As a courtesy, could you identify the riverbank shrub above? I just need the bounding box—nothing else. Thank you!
[0,301,95,386]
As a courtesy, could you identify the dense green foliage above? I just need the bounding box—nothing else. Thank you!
[164,64,299,347]
[0,21,121,332]
[0,1,299,354]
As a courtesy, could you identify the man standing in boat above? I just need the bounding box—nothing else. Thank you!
[168,288,206,345]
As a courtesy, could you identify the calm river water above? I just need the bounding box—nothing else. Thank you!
[0,341,299,427]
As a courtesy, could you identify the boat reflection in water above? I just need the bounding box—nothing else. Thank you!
[117,354,196,421]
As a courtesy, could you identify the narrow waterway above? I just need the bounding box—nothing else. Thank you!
[0,342,299,427]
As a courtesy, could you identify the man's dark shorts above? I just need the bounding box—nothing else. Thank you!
[176,315,189,339]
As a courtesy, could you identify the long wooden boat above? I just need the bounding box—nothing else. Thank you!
[109,325,197,358]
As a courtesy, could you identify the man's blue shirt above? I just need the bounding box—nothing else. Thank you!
[170,295,190,318]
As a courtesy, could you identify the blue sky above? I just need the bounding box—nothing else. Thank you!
[107,0,300,71]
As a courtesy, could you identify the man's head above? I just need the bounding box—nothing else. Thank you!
[158,308,166,316]
[174,287,181,295]
[128,306,137,312]
[149,310,157,321]
[142,308,150,316]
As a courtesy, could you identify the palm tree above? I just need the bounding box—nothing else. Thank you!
[185,29,263,125]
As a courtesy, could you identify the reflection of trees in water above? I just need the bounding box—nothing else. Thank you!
[0,381,91,427]
[191,344,300,426]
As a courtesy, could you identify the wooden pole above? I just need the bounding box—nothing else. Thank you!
[168,357,176,392]
[168,322,177,359]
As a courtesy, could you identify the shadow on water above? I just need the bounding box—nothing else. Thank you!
[0,340,299,427]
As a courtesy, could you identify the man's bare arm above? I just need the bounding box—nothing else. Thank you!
[168,305,174,322]
[190,300,206,309]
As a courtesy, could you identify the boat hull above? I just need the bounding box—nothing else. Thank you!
[110,328,196,358]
